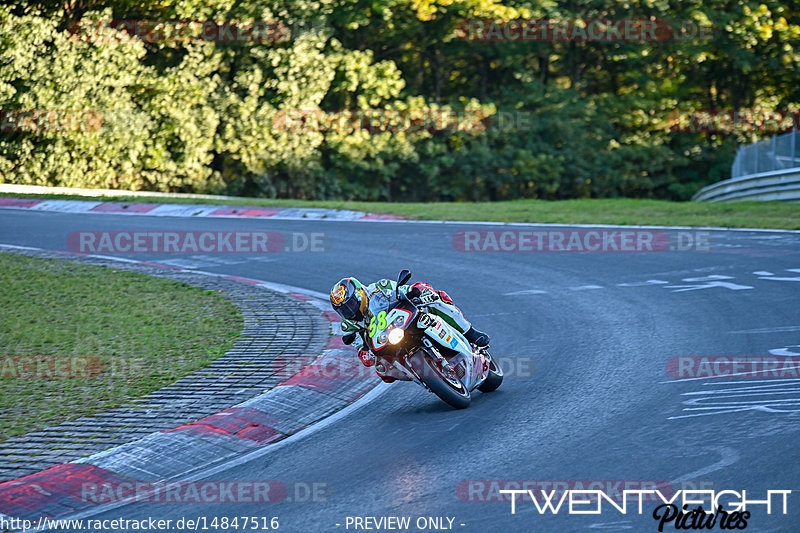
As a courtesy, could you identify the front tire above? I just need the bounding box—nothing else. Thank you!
[411,349,471,409]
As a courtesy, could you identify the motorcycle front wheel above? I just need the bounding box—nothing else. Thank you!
[410,348,471,409]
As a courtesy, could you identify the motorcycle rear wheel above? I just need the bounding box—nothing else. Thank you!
[477,353,503,393]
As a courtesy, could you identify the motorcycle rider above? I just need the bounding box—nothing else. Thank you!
[329,277,490,382]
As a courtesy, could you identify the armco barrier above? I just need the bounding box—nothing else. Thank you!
[692,168,800,203]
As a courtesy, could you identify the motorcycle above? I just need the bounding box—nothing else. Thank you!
[362,269,503,409]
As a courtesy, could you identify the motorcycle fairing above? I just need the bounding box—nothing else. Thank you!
[419,314,485,390]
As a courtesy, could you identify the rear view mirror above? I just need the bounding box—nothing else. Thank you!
[396,269,412,299]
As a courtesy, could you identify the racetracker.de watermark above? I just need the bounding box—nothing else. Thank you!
[272,109,569,134]
[68,19,289,43]
[0,110,103,133]
[272,109,490,134]
[452,230,712,252]
[67,231,327,253]
[271,354,537,380]
[0,356,104,379]
[456,18,712,42]
[666,356,800,379]
[669,109,800,134]
[456,480,719,503]
[80,481,330,504]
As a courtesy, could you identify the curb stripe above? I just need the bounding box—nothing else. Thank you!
[0,197,391,222]
[89,203,159,214]
[0,199,42,208]
[164,408,283,446]
[0,464,132,518]
[208,207,280,217]
[221,275,261,285]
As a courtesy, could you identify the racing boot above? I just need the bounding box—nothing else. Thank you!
[464,327,490,347]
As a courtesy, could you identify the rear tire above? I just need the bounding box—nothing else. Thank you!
[478,353,503,392]
[411,349,471,409]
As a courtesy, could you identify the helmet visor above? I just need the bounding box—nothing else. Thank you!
[338,293,364,321]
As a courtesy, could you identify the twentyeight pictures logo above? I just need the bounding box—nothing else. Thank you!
[494,487,790,531]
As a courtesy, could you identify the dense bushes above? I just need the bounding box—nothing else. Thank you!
[1,1,798,200]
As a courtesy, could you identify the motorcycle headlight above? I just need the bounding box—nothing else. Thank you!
[388,328,405,345]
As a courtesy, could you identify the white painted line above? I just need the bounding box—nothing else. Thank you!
[768,346,800,356]
[730,326,800,334]
[669,446,739,480]
[664,281,754,292]
[254,280,329,300]
[667,406,755,420]
[155,259,208,269]
[87,254,142,264]
[661,368,800,384]
[586,520,634,530]
[350,218,800,234]
[0,244,40,251]
[682,275,735,281]
[503,289,548,296]
[681,385,800,396]
[695,378,800,385]
[680,399,800,408]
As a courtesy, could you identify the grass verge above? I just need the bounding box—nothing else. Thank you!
[1,192,798,229]
[0,254,242,441]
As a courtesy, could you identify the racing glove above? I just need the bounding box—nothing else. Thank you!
[342,332,357,345]
[409,287,439,305]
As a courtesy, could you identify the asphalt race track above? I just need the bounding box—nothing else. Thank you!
[2,208,799,532]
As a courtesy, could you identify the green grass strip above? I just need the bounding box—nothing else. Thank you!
[0,254,242,441]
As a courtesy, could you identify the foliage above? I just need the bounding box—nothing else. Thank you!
[1,1,798,200]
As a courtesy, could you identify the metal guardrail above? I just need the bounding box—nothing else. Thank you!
[694,129,800,202]
[692,168,800,202]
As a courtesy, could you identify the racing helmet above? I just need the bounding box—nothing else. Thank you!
[330,277,368,321]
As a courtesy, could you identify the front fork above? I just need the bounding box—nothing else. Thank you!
[420,338,461,381]
[389,339,488,391]
[387,341,459,392]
